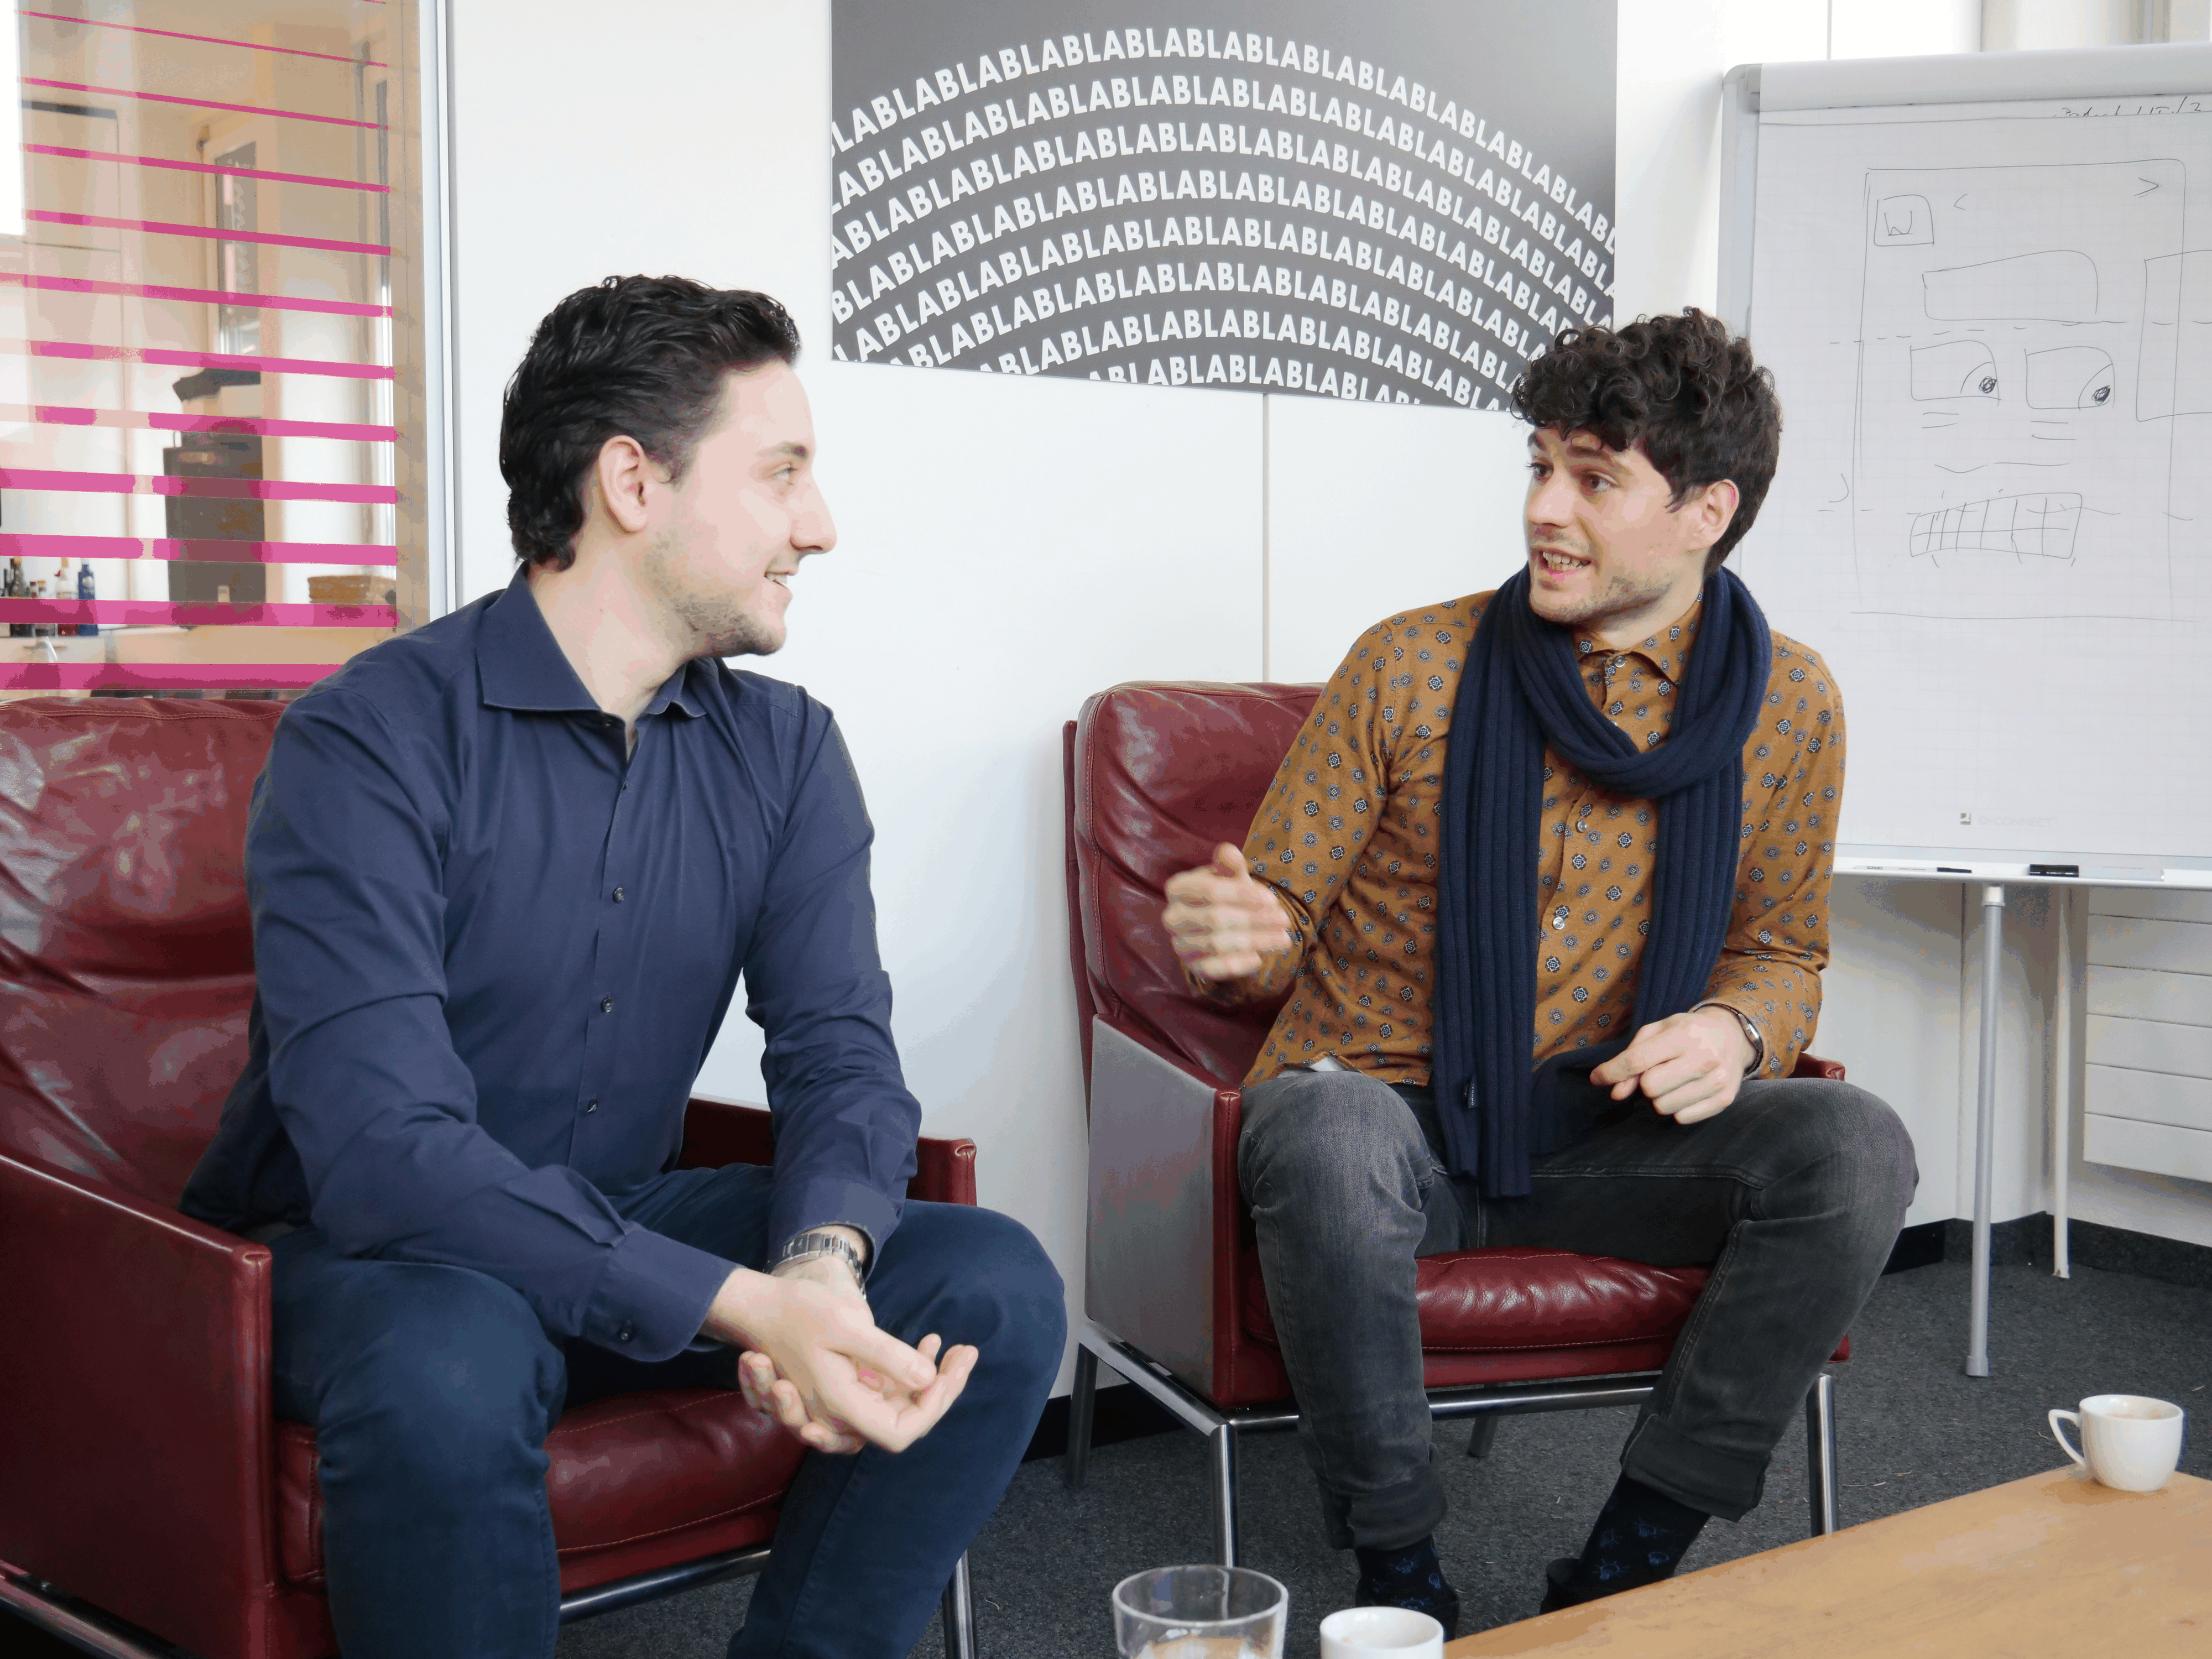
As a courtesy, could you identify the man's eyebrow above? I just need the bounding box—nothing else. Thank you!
[759,441,810,462]
[1531,434,1625,470]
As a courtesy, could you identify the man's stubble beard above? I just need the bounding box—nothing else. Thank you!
[641,525,783,660]
[1526,549,1683,634]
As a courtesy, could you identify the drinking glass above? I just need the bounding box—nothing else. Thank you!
[1112,1565,1288,1658]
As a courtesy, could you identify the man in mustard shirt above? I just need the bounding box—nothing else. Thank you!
[1162,310,1915,1633]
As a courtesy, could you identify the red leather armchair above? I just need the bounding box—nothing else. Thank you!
[0,697,981,1659]
[1061,683,1846,1564]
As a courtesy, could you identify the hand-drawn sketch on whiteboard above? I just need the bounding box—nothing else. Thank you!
[1851,161,2184,619]
[2140,249,2212,417]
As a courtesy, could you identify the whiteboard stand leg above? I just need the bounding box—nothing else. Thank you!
[2052,886,2072,1281]
[1967,883,2005,1379]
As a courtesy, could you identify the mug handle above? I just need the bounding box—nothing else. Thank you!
[2049,1408,2087,1469]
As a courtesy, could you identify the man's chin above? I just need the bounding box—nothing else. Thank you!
[702,618,785,659]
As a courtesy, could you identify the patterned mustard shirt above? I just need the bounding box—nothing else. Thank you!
[1204,591,1845,1089]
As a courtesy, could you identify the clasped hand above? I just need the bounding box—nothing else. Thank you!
[707,1258,975,1455]
[1589,1006,1755,1126]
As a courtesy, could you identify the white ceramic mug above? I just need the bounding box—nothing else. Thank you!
[1318,1606,1446,1659]
[2048,1394,2186,1492]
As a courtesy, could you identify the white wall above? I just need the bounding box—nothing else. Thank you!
[448,0,2206,1400]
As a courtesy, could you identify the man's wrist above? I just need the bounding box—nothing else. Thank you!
[773,1226,869,1289]
[1693,1001,1764,1077]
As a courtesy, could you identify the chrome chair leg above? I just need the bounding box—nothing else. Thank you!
[1465,1415,1501,1459]
[1065,1342,1099,1489]
[1208,1422,1240,1567]
[940,1551,977,1659]
[1804,1371,1839,1536]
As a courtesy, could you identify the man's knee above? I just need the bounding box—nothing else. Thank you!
[318,1266,564,1477]
[1775,1082,1919,1221]
[1240,1072,1430,1206]
[885,1204,1065,1385]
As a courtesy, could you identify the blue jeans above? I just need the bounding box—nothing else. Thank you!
[1238,1070,1916,1550]
[266,1162,1065,1659]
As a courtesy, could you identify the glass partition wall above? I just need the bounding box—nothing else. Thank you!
[1,1,440,693]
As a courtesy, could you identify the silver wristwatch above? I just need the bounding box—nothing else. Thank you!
[1695,1001,1766,1077]
[775,1229,868,1285]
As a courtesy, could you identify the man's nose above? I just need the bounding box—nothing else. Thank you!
[1527,471,1575,526]
[794,484,837,555]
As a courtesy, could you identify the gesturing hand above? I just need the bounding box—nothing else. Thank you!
[707,1266,977,1455]
[1162,842,1295,981]
[1588,1006,1755,1126]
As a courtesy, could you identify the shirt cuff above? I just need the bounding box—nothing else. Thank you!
[582,1225,734,1363]
[770,1175,902,1281]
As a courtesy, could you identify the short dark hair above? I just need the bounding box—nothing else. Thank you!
[500,276,801,570]
[1510,309,1782,573]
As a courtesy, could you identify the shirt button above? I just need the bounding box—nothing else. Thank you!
[612,886,625,902]
[585,1098,599,1113]
[615,1323,634,1343]
[600,997,615,1013]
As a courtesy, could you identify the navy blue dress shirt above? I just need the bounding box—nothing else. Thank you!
[181,570,922,1361]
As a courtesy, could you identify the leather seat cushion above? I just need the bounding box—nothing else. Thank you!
[277,1388,806,1593]
[1243,1244,1710,1353]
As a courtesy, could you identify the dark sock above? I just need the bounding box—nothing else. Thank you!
[1354,1534,1457,1619]
[1567,1475,1709,1594]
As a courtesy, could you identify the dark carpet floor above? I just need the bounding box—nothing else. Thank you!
[553,1259,2211,1658]
[8,1259,2207,1658]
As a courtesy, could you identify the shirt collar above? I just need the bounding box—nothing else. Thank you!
[1573,596,1703,682]
[478,566,707,719]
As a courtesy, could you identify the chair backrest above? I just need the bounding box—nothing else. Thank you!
[0,697,280,1204]
[1066,681,1317,1093]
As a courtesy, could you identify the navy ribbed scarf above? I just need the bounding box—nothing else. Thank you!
[1432,567,1772,1198]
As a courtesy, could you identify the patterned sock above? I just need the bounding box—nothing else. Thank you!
[1354,1535,1457,1620]
[1567,1475,1709,1595]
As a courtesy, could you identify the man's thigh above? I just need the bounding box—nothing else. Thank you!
[1477,1077,1891,1267]
[267,1228,566,1430]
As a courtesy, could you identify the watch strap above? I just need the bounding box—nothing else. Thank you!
[775,1229,868,1283]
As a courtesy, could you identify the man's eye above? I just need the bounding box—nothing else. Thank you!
[1583,474,1610,492]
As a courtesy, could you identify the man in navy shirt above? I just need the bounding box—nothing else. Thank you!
[182,276,1064,1659]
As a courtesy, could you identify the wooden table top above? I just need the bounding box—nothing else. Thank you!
[1445,1467,2209,1657]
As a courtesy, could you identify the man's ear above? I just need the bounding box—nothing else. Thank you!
[588,434,657,537]
[1694,478,1740,554]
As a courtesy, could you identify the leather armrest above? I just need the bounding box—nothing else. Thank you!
[0,1152,278,1659]
[1792,1053,1846,1082]
[1086,1017,1240,1396]
[680,1093,977,1207]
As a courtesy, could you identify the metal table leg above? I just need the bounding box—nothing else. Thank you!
[1967,883,2005,1378]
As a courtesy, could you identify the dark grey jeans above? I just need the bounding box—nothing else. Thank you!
[1238,1067,1917,1551]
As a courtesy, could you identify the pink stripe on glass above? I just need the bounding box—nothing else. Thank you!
[18,12,388,69]
[9,340,393,381]
[28,145,392,196]
[28,210,388,258]
[2,272,389,319]
[0,535,398,568]
[0,468,397,506]
[0,599,393,628]
[2,405,397,444]
[23,78,383,133]
[0,663,345,691]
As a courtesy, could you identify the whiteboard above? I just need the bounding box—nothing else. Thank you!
[1719,44,2212,888]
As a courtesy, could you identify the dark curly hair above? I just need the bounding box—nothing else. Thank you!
[500,276,801,570]
[1510,309,1781,573]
